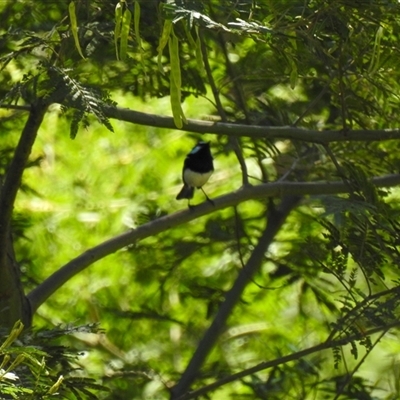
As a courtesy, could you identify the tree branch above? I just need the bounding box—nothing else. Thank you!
[27,173,400,316]
[0,100,46,328]
[170,196,301,399]
[0,101,47,264]
[4,103,400,144]
[103,105,400,143]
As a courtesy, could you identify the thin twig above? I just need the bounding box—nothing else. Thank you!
[199,30,249,185]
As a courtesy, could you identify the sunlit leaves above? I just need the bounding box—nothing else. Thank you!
[157,19,173,74]
[48,67,114,137]
[228,18,273,35]
[114,2,123,60]
[168,31,186,129]
[0,322,108,398]
[134,1,142,53]
[161,2,229,31]
[4,0,400,399]
[119,4,131,62]
[369,26,384,74]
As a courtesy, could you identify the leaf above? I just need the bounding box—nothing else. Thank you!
[114,2,123,60]
[289,59,298,90]
[168,32,186,128]
[369,26,384,74]
[120,6,132,61]
[49,67,114,136]
[134,1,141,49]
[195,27,205,77]
[183,24,205,77]
[157,19,173,74]
[68,1,86,59]
[134,1,146,74]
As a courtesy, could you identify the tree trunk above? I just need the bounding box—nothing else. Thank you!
[0,101,47,330]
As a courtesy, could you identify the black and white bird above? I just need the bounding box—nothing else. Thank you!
[176,141,214,206]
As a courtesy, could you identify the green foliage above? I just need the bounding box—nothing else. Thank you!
[0,321,108,399]
[47,67,115,138]
[3,0,400,399]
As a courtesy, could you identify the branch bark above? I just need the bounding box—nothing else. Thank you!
[27,173,400,314]
[103,105,400,143]
[170,196,301,399]
[4,104,400,144]
[0,101,47,329]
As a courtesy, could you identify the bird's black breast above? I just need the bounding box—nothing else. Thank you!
[184,145,214,173]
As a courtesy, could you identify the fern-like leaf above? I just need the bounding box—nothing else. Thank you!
[48,66,114,137]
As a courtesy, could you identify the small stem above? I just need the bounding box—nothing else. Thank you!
[199,30,249,185]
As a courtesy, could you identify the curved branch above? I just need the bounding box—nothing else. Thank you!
[27,173,400,313]
[103,105,400,143]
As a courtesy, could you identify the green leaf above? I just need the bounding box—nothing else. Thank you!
[168,32,186,128]
[68,1,86,59]
[157,19,173,74]
[195,27,205,77]
[369,26,384,74]
[289,60,298,90]
[114,2,123,60]
[134,1,141,49]
[120,6,132,61]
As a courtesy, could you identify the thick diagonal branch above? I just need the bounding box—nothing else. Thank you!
[170,196,301,399]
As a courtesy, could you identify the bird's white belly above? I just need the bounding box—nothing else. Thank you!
[184,169,213,188]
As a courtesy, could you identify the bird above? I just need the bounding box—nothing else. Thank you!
[176,141,214,206]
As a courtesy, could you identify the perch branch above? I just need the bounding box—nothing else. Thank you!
[27,173,400,314]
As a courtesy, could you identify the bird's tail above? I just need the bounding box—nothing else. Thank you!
[176,184,194,200]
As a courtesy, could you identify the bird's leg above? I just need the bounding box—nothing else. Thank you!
[188,199,194,210]
[201,188,214,205]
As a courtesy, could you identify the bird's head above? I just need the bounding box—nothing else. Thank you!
[190,141,210,154]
